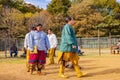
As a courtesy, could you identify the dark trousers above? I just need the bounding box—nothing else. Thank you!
[10,50,18,57]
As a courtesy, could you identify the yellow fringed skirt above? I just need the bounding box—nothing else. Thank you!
[58,50,79,64]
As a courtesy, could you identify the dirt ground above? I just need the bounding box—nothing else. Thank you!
[0,48,120,80]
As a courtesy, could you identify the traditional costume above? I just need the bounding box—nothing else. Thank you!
[24,31,34,72]
[58,24,83,78]
[47,33,58,64]
[28,30,50,74]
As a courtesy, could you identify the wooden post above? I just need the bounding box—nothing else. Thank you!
[98,29,101,56]
[4,30,7,58]
[109,31,112,54]
[0,26,8,58]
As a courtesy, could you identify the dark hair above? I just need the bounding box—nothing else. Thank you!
[35,24,42,27]
[48,28,52,31]
[31,27,35,30]
[65,17,72,23]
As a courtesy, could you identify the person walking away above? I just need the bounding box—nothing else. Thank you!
[47,28,58,64]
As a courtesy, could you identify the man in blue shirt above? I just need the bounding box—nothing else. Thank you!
[27,24,50,75]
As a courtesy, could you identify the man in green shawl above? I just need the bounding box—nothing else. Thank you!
[58,17,85,78]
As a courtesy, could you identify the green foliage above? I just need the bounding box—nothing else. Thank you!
[0,0,13,7]
[68,0,105,37]
[92,0,120,36]
[47,0,71,15]
[67,0,120,37]
[0,0,120,38]
[93,0,120,15]
[71,0,83,4]
[14,3,42,13]
[0,0,42,13]
[0,0,44,38]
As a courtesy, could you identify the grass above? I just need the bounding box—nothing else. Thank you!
[0,57,25,64]
[1,48,120,64]
[0,51,25,64]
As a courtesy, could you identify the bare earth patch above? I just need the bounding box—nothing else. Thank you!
[0,49,120,80]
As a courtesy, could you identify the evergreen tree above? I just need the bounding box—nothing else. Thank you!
[71,0,83,4]
[47,0,71,15]
[93,0,120,16]
[93,0,120,36]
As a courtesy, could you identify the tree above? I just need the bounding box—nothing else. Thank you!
[15,3,42,13]
[93,0,120,36]
[47,0,71,15]
[0,0,13,7]
[0,0,42,13]
[71,0,83,4]
[67,0,120,37]
[93,0,120,16]
[47,0,71,36]
[0,0,43,38]
[68,0,105,37]
[26,10,52,31]
[3,8,24,38]
[48,13,66,36]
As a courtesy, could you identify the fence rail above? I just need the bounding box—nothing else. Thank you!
[0,37,120,51]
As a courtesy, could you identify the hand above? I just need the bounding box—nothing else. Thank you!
[72,46,76,49]
[30,50,33,52]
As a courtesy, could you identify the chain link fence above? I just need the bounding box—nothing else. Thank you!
[0,38,24,51]
[0,37,120,51]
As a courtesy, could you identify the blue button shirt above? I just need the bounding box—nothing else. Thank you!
[28,30,50,52]
[24,31,34,49]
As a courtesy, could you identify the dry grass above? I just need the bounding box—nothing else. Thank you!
[0,48,120,80]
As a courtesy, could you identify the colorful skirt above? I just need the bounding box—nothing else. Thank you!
[26,49,30,67]
[29,50,46,65]
[58,50,79,64]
